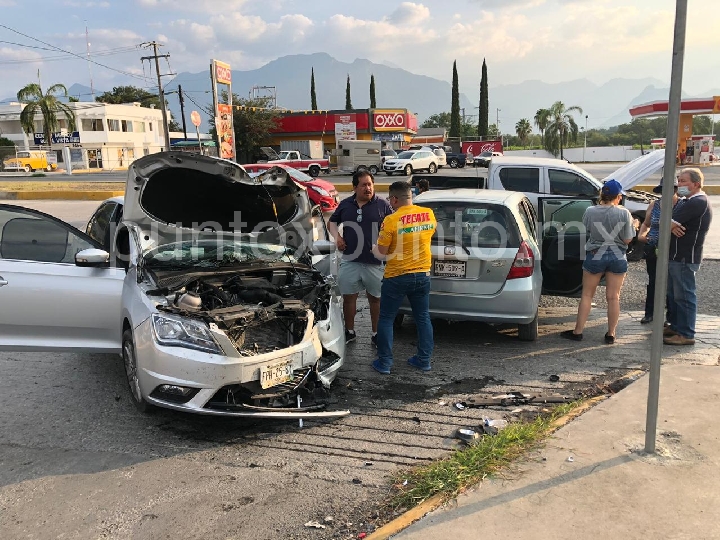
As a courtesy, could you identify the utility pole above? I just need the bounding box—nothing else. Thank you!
[178,84,187,141]
[583,114,588,162]
[496,108,501,146]
[141,42,172,151]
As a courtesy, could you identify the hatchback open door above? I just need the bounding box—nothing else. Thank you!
[538,197,594,296]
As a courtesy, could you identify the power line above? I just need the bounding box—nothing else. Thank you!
[0,24,150,82]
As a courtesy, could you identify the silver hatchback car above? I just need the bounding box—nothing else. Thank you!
[397,189,591,341]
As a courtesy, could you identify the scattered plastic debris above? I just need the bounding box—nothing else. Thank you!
[482,418,508,435]
[358,533,367,539]
[567,456,574,462]
[352,478,362,484]
[455,428,479,442]
[364,461,373,466]
[439,400,447,406]
[324,516,334,523]
[454,402,466,410]
[549,374,560,382]
[304,521,326,529]
[402,480,408,486]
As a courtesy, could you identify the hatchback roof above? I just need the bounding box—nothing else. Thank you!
[414,188,523,204]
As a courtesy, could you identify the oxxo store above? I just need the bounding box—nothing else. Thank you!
[268,108,418,150]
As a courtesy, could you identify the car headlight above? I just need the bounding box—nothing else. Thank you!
[151,314,221,354]
[309,185,330,197]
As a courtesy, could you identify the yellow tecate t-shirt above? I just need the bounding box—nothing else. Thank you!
[377,204,437,278]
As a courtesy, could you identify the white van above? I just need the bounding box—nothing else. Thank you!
[335,140,383,175]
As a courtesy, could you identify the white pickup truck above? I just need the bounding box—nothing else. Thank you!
[260,147,331,177]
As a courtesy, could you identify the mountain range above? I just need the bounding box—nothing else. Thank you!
[7,53,720,134]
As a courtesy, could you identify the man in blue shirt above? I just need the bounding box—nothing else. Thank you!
[328,170,393,344]
[664,168,712,346]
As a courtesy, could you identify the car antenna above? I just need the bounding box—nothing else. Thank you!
[255,170,299,275]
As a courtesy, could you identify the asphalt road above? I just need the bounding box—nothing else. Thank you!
[2,200,720,539]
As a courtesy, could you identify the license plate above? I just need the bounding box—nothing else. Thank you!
[435,260,466,277]
[260,360,293,389]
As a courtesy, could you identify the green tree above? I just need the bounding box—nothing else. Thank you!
[369,74,376,109]
[478,58,489,138]
[487,123,500,139]
[17,83,76,147]
[534,108,550,147]
[96,85,162,107]
[345,74,352,110]
[544,101,582,158]
[310,67,317,110]
[422,111,476,138]
[449,60,461,138]
[207,93,280,163]
[515,118,532,148]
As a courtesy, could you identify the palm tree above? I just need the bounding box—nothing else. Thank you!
[515,118,532,148]
[534,108,550,147]
[544,101,582,159]
[18,83,76,147]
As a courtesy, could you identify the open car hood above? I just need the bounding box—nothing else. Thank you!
[123,152,312,256]
[260,146,281,160]
[603,150,666,190]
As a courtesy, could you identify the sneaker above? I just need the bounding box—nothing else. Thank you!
[345,329,356,343]
[371,359,391,374]
[560,330,583,341]
[663,334,695,346]
[407,355,432,371]
[371,334,377,347]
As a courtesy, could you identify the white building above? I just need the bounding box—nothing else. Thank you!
[0,101,166,170]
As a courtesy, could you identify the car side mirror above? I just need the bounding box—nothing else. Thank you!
[75,248,110,267]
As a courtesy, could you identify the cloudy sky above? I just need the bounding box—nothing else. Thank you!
[0,0,716,103]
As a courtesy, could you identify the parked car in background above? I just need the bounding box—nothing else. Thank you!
[242,163,339,212]
[3,150,57,172]
[473,151,503,168]
[444,150,467,168]
[383,149,438,176]
[381,148,398,166]
[409,144,447,168]
[0,153,348,419]
[396,189,592,341]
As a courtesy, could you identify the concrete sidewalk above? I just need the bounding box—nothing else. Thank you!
[394,361,720,540]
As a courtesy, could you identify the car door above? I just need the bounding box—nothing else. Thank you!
[0,205,124,353]
[538,197,595,296]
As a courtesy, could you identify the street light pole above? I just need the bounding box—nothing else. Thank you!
[583,115,588,162]
[496,108,501,146]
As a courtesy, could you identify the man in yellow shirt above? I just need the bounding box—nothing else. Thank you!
[371,181,437,374]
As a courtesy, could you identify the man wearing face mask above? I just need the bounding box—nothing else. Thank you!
[664,167,712,346]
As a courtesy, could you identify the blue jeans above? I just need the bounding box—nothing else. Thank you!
[667,261,700,338]
[375,272,434,370]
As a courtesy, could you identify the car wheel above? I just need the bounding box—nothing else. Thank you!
[428,163,437,174]
[24,165,31,173]
[368,165,379,175]
[308,165,320,177]
[393,314,405,330]
[518,311,539,342]
[45,165,53,172]
[404,165,413,176]
[449,158,459,168]
[122,328,153,413]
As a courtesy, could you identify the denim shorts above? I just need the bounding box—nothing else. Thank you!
[582,247,628,275]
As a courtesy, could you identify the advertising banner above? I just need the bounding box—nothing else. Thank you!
[372,110,406,132]
[334,113,357,143]
[216,103,235,160]
[214,60,232,85]
[461,140,503,155]
[34,131,81,145]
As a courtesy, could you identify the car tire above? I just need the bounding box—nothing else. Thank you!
[122,328,153,413]
[518,311,539,342]
[24,165,31,173]
[45,165,52,172]
[393,314,405,330]
[308,165,320,177]
[368,165,379,175]
[449,158,459,168]
[404,165,413,176]
[428,163,437,174]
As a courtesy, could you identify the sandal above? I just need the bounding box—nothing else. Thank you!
[604,333,615,344]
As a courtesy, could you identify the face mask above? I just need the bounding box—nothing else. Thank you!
[677,186,691,197]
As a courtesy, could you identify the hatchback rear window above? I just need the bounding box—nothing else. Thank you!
[416,201,520,249]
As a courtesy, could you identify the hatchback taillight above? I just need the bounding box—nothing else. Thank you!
[506,241,534,280]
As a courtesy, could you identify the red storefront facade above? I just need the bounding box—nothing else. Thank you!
[268,108,418,149]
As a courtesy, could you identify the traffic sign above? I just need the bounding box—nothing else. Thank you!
[190,110,201,127]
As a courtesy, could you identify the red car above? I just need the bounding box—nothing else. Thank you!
[242,163,340,212]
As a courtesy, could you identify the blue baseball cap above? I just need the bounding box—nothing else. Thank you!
[602,179,624,197]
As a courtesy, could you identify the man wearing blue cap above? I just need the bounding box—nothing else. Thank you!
[560,179,635,344]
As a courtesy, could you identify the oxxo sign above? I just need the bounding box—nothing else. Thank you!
[214,60,232,85]
[373,110,406,131]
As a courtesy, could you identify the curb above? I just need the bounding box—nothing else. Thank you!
[0,190,124,201]
[364,370,648,540]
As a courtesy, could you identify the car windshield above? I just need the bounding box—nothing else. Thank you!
[397,151,415,159]
[382,150,397,156]
[250,166,313,183]
[416,201,521,249]
[144,240,297,269]
[479,152,492,157]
